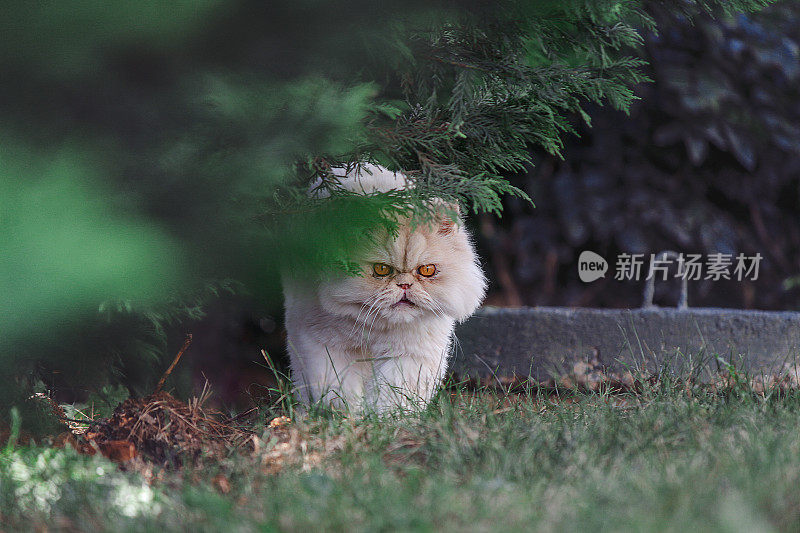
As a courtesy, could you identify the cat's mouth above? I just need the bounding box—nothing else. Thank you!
[392,295,416,308]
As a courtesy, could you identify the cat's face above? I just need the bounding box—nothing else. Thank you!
[317,217,486,327]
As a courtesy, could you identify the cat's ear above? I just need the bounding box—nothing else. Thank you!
[438,219,456,235]
[437,203,461,236]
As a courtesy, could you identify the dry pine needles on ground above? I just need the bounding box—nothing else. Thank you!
[83,385,253,466]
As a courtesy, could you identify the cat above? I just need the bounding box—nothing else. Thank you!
[283,164,486,413]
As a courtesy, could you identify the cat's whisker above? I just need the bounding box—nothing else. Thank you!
[365,292,393,345]
[418,293,447,320]
[364,312,379,346]
[450,330,463,357]
[350,290,382,338]
[356,301,380,346]
[364,293,390,335]
[351,301,372,330]
[358,291,390,347]
[425,297,444,316]
[354,289,387,339]
[361,308,380,348]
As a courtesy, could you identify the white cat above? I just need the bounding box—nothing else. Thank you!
[283,164,486,413]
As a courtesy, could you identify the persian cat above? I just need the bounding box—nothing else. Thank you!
[283,164,486,412]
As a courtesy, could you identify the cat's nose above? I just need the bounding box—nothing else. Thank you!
[397,282,412,290]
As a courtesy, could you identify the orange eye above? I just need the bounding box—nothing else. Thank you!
[417,264,437,277]
[373,263,393,277]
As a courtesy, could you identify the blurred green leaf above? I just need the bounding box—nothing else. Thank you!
[0,143,185,346]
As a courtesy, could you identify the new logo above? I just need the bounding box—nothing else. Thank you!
[578,251,608,283]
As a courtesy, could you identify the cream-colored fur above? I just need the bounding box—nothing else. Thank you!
[284,164,486,413]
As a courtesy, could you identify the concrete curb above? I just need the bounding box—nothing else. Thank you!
[452,306,800,380]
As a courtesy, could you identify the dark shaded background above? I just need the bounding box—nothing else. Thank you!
[482,3,800,311]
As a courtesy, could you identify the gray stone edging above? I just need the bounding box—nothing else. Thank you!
[451,306,800,380]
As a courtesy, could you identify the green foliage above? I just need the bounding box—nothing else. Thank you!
[0,144,185,348]
[0,2,222,75]
[0,0,776,423]
[62,385,130,421]
[1,447,166,526]
[3,408,21,455]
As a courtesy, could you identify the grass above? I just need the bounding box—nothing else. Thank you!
[4,379,800,532]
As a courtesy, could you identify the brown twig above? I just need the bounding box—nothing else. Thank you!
[154,334,193,394]
[229,407,259,423]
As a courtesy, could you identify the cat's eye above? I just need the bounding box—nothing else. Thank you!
[373,263,393,277]
[417,264,437,277]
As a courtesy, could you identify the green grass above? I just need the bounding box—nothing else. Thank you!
[4,383,800,532]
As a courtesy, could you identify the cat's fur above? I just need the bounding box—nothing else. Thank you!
[283,164,486,412]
